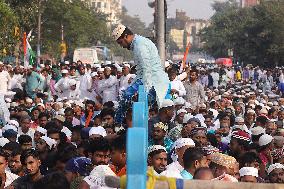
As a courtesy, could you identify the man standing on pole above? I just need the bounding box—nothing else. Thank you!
[112,24,170,107]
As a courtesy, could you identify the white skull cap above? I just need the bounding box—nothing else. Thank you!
[112,24,127,40]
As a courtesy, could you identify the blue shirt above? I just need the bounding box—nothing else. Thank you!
[180,170,193,180]
[131,35,170,106]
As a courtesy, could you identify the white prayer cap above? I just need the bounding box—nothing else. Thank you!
[104,66,111,70]
[177,109,187,115]
[239,167,258,177]
[104,61,112,65]
[183,113,193,124]
[41,136,57,149]
[247,109,255,114]
[174,97,185,106]
[27,65,33,69]
[97,68,104,72]
[61,69,68,74]
[69,79,77,86]
[267,163,284,175]
[159,99,174,109]
[5,98,11,103]
[94,64,101,68]
[64,61,70,65]
[0,61,3,65]
[43,92,49,96]
[112,24,127,40]
[123,64,130,68]
[36,126,47,135]
[26,98,33,103]
[235,117,244,123]
[259,134,273,146]
[117,67,122,72]
[54,115,65,122]
[173,138,195,149]
[91,72,98,77]
[250,126,265,136]
[0,138,9,147]
[259,108,268,115]
[83,165,116,188]
[10,102,18,107]
[9,120,19,128]
[89,126,107,137]
[2,124,17,133]
[183,102,192,109]
[153,122,168,132]
[148,145,166,155]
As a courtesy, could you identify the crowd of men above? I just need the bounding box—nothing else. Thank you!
[0,25,284,189]
[0,58,283,188]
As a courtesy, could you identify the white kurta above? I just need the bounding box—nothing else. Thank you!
[78,74,92,99]
[10,74,24,90]
[99,75,118,103]
[119,74,136,94]
[54,77,70,98]
[211,72,219,88]
[0,71,11,93]
[170,78,186,96]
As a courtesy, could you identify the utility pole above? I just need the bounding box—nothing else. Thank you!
[156,0,166,67]
[37,0,42,66]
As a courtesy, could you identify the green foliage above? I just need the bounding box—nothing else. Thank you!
[41,0,111,57]
[200,0,284,66]
[0,0,18,57]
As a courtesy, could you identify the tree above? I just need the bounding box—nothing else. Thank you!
[40,0,111,57]
[200,0,284,66]
[0,0,18,57]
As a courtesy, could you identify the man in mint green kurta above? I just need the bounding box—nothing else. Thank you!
[26,67,44,99]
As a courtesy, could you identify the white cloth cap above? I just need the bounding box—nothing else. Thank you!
[259,108,268,115]
[235,117,244,123]
[89,126,107,137]
[165,61,170,68]
[36,126,47,135]
[97,68,104,72]
[148,145,166,155]
[61,69,68,74]
[247,109,255,114]
[26,98,33,103]
[183,113,194,124]
[160,99,174,109]
[250,126,265,136]
[183,102,192,109]
[91,72,98,77]
[267,163,284,175]
[69,79,77,86]
[123,64,130,68]
[83,165,116,188]
[64,61,70,65]
[239,167,258,177]
[174,97,185,106]
[104,61,112,65]
[41,136,57,149]
[2,124,17,133]
[9,120,19,128]
[259,134,273,146]
[94,64,101,68]
[112,24,127,40]
[0,137,10,147]
[177,109,187,115]
[104,66,111,70]
[173,138,195,149]
[117,67,123,72]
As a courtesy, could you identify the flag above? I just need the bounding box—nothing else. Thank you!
[24,30,36,68]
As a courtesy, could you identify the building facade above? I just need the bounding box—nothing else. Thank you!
[240,0,260,7]
[169,29,185,50]
[86,0,122,25]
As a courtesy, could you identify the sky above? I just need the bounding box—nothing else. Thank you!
[122,0,226,25]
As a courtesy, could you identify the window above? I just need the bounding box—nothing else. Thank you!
[97,2,101,8]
